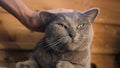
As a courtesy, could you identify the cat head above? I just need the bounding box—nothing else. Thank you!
[39,8,99,52]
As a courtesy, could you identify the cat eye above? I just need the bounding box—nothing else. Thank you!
[61,24,65,28]
[57,23,67,29]
[77,24,85,29]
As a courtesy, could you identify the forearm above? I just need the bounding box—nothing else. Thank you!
[0,0,73,32]
[0,0,44,32]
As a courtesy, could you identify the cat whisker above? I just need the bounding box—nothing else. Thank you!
[44,37,62,48]
[38,42,45,46]
[34,39,46,50]
[38,39,45,45]
[40,37,67,54]
[40,39,59,53]
[48,37,68,53]
[46,40,60,54]
[52,40,66,54]
[51,42,61,54]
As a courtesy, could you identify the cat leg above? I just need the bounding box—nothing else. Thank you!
[56,61,74,68]
[16,60,38,68]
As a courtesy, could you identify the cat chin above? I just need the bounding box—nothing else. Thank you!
[65,43,79,51]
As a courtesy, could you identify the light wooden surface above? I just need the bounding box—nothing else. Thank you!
[0,0,120,68]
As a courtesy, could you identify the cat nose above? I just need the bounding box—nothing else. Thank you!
[69,32,76,39]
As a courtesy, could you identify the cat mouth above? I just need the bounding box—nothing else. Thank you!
[52,36,81,51]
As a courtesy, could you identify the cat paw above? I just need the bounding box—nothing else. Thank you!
[16,61,36,68]
[56,61,74,68]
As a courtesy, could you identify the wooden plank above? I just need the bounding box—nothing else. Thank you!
[92,54,118,68]
[92,24,120,54]
[92,38,120,48]
[92,46,120,54]
[93,24,120,38]
[0,50,32,68]
[0,42,36,50]
[90,0,120,25]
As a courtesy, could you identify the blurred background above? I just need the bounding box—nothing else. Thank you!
[0,0,120,68]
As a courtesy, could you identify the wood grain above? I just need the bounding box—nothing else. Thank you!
[0,0,120,67]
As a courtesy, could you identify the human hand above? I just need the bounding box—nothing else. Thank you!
[30,8,73,32]
[45,8,73,13]
[0,0,74,32]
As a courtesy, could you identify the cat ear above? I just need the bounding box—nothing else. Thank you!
[39,11,57,25]
[84,8,99,23]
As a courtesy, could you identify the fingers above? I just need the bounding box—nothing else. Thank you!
[46,8,73,13]
[54,8,73,12]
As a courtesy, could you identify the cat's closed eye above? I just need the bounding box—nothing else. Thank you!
[76,23,85,29]
[57,23,67,29]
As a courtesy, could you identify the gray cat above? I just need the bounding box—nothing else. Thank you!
[16,8,99,68]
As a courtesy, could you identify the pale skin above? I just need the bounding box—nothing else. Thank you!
[0,0,73,32]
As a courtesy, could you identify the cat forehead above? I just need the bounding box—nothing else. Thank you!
[57,12,88,23]
[59,12,83,19]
